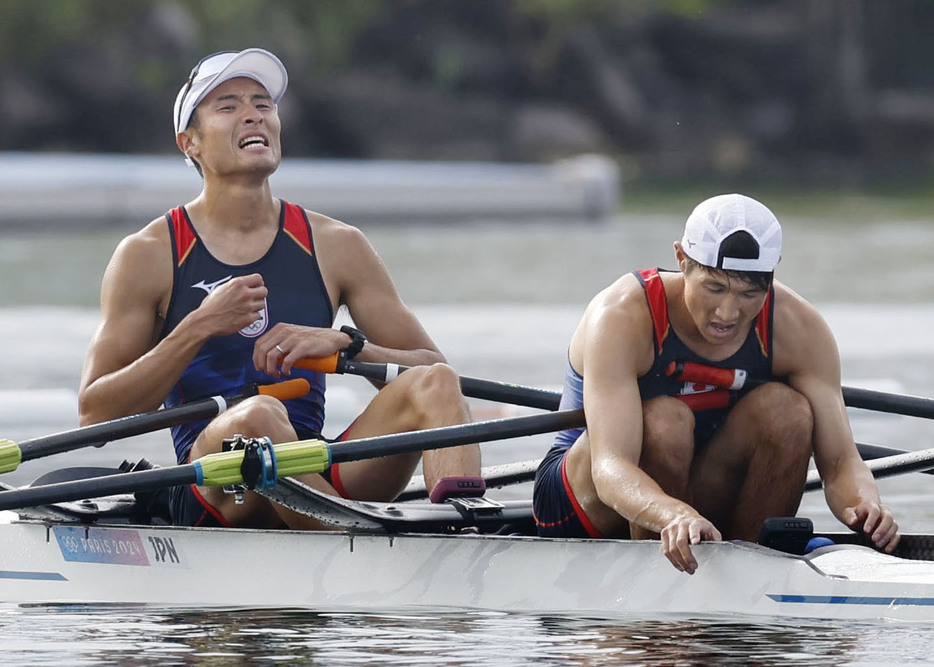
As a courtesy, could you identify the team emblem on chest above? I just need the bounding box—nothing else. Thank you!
[191,275,269,338]
[679,381,717,397]
[239,302,269,338]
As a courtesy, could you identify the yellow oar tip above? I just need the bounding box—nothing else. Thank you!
[0,439,23,474]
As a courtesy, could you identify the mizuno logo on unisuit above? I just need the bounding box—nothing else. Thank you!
[190,274,270,338]
[191,275,234,294]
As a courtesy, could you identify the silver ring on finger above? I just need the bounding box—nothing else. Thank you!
[275,344,286,355]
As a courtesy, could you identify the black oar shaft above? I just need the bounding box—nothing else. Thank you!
[843,387,934,419]
[17,400,221,461]
[331,409,584,465]
[0,410,585,512]
[346,358,934,418]
[806,446,934,491]
[399,442,933,501]
[329,358,934,485]
[459,376,560,411]
[863,448,934,480]
[0,465,196,511]
[340,359,562,411]
[5,379,310,471]
[856,441,934,476]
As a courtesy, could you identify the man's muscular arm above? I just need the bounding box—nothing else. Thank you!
[254,218,445,377]
[78,221,268,425]
[577,282,721,573]
[774,286,900,552]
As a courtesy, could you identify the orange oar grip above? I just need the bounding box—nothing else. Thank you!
[293,354,340,374]
[258,378,311,401]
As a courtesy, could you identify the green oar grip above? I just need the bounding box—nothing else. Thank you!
[273,439,331,477]
[193,439,331,487]
[0,439,22,475]
[195,449,253,487]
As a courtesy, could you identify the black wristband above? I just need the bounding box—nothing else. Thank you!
[340,325,367,359]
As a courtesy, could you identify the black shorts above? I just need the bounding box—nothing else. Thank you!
[168,483,230,527]
[532,446,603,538]
[168,428,352,528]
[693,407,728,448]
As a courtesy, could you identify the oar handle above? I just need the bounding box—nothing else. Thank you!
[257,378,311,401]
[294,354,403,383]
[666,361,748,390]
[667,360,934,420]
[293,354,341,374]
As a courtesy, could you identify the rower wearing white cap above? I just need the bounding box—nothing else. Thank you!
[533,193,899,573]
[77,49,480,529]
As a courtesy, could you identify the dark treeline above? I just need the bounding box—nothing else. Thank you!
[1,0,933,189]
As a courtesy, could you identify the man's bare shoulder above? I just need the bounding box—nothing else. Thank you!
[570,272,656,375]
[587,272,650,318]
[303,209,360,236]
[772,280,838,373]
[103,217,173,300]
[772,280,825,330]
[114,217,172,259]
[577,273,653,343]
[303,209,371,251]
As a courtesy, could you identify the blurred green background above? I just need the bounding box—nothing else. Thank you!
[3,0,934,195]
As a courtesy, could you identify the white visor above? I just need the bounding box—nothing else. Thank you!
[680,194,782,273]
[173,48,288,136]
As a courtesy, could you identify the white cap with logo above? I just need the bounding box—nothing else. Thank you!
[173,48,288,136]
[680,193,782,272]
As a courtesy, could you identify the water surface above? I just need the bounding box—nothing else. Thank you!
[2,202,934,663]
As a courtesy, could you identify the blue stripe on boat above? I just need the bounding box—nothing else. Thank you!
[0,570,67,581]
[769,594,934,606]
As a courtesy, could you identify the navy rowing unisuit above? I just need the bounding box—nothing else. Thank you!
[533,267,775,538]
[157,200,338,527]
[159,199,333,464]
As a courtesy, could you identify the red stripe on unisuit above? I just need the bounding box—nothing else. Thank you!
[190,484,232,527]
[755,289,773,357]
[169,207,198,267]
[638,268,670,356]
[282,201,313,255]
[560,453,604,538]
[328,463,350,499]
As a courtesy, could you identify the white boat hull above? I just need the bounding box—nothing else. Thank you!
[2,518,933,621]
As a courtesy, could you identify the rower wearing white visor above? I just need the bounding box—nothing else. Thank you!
[533,193,899,573]
[78,48,481,530]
